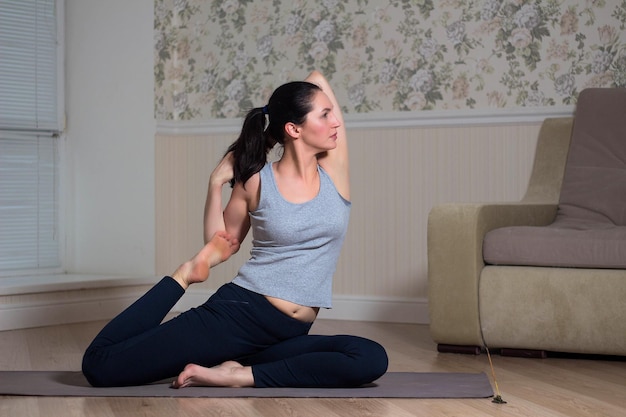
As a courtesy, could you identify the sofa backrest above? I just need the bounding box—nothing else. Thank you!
[555,88,626,226]
[521,117,573,204]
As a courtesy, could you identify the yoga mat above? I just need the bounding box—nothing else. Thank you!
[0,371,493,398]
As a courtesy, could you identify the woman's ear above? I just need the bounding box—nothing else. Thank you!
[284,122,301,139]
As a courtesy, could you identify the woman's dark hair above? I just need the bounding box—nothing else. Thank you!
[226,81,322,187]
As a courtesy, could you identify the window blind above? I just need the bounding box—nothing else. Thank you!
[0,0,61,275]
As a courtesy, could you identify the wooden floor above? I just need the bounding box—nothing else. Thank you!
[1,318,625,417]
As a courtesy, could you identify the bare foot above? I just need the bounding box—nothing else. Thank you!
[172,361,254,388]
[171,231,239,290]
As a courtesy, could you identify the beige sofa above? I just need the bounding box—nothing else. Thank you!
[427,88,626,357]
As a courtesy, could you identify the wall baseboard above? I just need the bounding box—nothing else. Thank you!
[0,274,158,331]
[0,289,150,331]
[318,294,429,324]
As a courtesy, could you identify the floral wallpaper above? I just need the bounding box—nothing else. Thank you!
[154,0,626,120]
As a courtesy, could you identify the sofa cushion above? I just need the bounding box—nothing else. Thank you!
[483,221,626,268]
[556,88,626,225]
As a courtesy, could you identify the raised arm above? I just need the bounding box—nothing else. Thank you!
[305,71,350,200]
[203,152,251,247]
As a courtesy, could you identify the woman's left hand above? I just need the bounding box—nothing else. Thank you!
[210,152,235,188]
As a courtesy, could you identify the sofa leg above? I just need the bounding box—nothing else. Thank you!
[437,344,482,355]
[500,348,547,358]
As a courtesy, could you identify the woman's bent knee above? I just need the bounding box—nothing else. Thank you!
[339,335,388,386]
[359,338,389,383]
[82,354,106,387]
[82,349,121,387]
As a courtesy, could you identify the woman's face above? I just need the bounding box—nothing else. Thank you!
[298,91,341,152]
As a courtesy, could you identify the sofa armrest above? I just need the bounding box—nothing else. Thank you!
[427,202,557,347]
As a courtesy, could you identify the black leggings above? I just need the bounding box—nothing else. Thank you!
[82,278,388,387]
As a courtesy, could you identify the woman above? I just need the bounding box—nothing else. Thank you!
[82,71,388,388]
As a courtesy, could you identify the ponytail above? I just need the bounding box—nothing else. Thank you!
[226,107,273,187]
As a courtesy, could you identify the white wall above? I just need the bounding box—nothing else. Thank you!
[64,0,155,275]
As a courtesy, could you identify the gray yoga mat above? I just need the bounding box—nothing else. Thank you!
[0,371,493,398]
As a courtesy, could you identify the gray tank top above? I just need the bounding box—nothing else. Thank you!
[232,162,351,308]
